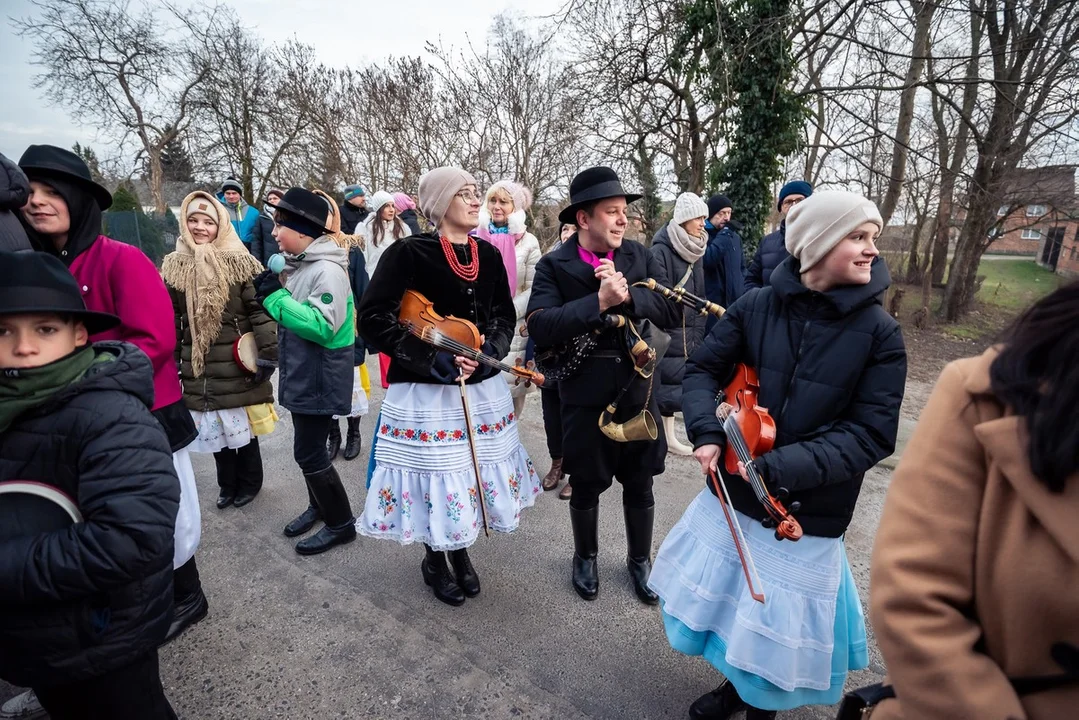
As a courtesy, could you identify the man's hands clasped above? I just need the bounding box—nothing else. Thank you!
[596,258,629,312]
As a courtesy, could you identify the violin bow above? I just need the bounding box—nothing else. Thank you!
[707,467,766,604]
[458,374,491,537]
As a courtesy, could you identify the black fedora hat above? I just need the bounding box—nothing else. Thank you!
[273,187,334,236]
[18,145,113,211]
[558,166,642,224]
[0,251,119,334]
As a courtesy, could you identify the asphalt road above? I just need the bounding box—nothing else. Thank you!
[2,360,891,719]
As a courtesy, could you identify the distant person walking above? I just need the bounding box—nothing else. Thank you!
[744,180,812,290]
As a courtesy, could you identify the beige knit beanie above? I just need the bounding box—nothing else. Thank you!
[418,167,477,227]
[785,190,883,272]
[672,192,709,225]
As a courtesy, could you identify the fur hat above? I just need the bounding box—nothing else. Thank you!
[478,180,533,235]
[778,180,813,211]
[418,167,476,227]
[672,192,709,225]
[785,190,882,272]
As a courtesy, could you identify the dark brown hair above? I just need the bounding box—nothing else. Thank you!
[989,280,1079,492]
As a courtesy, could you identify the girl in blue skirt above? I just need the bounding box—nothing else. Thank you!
[649,191,907,719]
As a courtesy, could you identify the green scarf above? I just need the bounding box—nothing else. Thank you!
[0,346,98,433]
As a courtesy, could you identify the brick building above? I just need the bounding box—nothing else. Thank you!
[987,165,1078,275]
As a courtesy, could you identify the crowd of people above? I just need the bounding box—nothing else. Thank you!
[0,143,1075,720]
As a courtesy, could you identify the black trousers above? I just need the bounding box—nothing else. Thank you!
[292,413,333,474]
[540,385,563,458]
[34,650,177,720]
[173,555,201,599]
[561,403,657,511]
[213,438,263,495]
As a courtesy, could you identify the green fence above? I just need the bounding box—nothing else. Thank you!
[101,210,177,265]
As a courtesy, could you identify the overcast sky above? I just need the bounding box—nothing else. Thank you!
[0,0,563,161]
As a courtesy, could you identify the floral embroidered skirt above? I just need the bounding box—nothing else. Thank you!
[333,365,370,420]
[358,376,542,551]
[648,490,868,711]
[189,403,278,454]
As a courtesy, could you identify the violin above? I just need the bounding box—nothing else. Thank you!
[718,364,802,542]
[398,289,545,388]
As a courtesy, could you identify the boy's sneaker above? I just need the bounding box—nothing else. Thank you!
[0,690,46,719]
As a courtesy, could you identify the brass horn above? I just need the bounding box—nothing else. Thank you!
[598,403,658,442]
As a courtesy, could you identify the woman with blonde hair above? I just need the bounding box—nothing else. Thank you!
[162,192,278,509]
[474,180,541,418]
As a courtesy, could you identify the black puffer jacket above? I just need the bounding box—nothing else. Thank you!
[340,203,369,234]
[250,212,279,268]
[169,279,278,411]
[0,342,178,687]
[650,224,707,416]
[744,223,789,290]
[683,256,906,537]
[348,245,369,365]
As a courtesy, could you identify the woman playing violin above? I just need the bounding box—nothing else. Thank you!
[648,191,907,719]
[355,168,541,607]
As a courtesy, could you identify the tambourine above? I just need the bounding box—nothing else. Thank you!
[0,480,83,540]
[232,332,258,374]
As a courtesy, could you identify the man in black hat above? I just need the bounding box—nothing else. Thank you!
[526,166,680,605]
[0,251,181,720]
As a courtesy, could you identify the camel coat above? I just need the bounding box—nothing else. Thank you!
[869,348,1079,720]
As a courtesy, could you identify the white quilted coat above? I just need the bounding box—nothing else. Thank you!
[502,231,542,398]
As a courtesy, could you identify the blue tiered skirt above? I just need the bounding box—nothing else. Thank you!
[648,490,868,712]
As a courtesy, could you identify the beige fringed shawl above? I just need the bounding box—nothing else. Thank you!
[162,191,265,377]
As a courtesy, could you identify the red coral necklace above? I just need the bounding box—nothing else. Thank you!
[440,235,480,282]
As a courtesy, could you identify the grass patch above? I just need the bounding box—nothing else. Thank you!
[975,259,1064,310]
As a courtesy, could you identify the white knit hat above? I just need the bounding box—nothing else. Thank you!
[785,190,883,272]
[368,190,395,215]
[672,192,709,225]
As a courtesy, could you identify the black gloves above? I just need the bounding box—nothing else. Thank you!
[253,358,277,385]
[254,270,283,304]
[430,352,459,384]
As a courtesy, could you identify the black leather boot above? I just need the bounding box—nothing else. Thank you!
[162,558,208,646]
[422,544,465,606]
[233,439,263,508]
[295,466,357,555]
[283,480,321,537]
[448,548,480,597]
[624,504,659,605]
[688,680,746,720]
[745,708,777,720]
[342,417,363,460]
[213,449,237,509]
[569,504,599,600]
[326,421,343,461]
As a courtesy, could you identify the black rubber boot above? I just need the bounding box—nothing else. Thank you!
[624,504,659,605]
[326,420,342,461]
[422,544,465,606]
[213,449,237,509]
[283,481,321,537]
[449,548,480,597]
[233,439,263,508]
[688,680,746,720]
[569,504,599,600]
[342,417,363,460]
[295,466,357,555]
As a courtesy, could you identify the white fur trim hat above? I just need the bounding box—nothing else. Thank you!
[478,180,533,235]
[672,192,709,225]
[785,190,883,272]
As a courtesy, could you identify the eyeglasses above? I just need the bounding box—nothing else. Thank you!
[781,197,804,209]
[455,190,480,204]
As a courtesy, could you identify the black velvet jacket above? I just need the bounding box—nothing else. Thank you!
[356,233,516,385]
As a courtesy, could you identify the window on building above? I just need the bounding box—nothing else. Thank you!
[1021,228,1042,240]
[997,205,1010,216]
[1026,204,1048,217]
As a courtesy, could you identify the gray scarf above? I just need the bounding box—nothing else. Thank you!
[667,218,707,264]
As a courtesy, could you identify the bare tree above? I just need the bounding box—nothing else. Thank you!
[16,0,220,212]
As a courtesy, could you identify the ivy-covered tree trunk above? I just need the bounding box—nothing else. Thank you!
[698,0,804,252]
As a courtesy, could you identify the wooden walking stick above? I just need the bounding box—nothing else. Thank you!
[458,374,491,537]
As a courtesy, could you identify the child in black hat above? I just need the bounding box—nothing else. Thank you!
[254,187,358,555]
[0,252,181,720]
